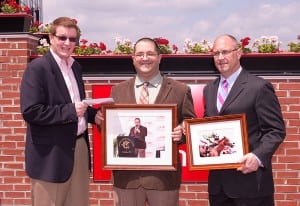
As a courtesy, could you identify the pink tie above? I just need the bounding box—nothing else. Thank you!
[139,82,149,104]
[217,79,229,110]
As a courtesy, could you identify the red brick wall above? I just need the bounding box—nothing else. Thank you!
[0,34,299,206]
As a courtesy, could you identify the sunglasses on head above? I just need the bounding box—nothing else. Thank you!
[54,34,77,43]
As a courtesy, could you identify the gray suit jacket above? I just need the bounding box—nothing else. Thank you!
[111,75,195,190]
[203,69,286,197]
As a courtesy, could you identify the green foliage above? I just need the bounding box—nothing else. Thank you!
[36,45,49,55]
[113,44,133,54]
[74,46,102,55]
[157,44,172,54]
[257,43,277,53]
[189,43,210,54]
[1,3,16,13]
[288,42,300,52]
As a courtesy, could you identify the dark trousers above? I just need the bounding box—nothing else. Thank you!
[209,191,275,206]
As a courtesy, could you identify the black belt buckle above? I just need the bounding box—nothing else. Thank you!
[76,134,84,139]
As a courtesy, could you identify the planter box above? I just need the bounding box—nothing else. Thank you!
[30,53,300,77]
[0,13,33,32]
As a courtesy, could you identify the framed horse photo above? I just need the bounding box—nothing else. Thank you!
[184,114,249,170]
[101,104,178,171]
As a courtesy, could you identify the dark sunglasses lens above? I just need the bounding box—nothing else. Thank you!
[56,36,76,42]
[57,36,67,41]
[68,38,77,42]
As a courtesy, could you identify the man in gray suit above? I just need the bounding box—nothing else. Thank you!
[204,34,286,206]
[111,37,195,206]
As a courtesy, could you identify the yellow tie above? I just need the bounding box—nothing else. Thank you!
[139,82,149,104]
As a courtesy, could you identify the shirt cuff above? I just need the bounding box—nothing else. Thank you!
[252,153,264,167]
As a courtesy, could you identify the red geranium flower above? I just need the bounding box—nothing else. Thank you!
[154,37,169,46]
[80,39,88,45]
[71,19,78,25]
[172,44,178,53]
[240,37,251,47]
[90,43,98,48]
[99,42,106,51]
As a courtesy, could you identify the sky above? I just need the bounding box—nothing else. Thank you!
[41,0,300,52]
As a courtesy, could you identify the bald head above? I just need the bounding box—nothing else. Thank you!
[213,34,239,49]
[212,34,242,78]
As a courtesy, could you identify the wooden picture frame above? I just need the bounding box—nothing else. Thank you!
[185,114,249,170]
[101,104,178,170]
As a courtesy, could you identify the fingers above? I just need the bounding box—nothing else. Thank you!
[172,125,183,142]
[237,153,259,174]
[75,101,88,117]
[182,122,187,135]
[95,110,103,125]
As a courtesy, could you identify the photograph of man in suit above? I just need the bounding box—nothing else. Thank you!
[110,37,195,206]
[20,17,102,206]
[204,34,286,206]
[129,117,147,157]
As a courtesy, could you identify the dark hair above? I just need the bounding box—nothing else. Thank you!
[50,17,80,37]
[133,37,161,54]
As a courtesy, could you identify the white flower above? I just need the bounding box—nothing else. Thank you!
[39,38,49,46]
[113,37,133,54]
[252,36,280,53]
[183,38,212,54]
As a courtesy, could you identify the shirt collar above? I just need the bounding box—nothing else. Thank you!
[135,73,162,88]
[50,48,75,69]
[220,67,242,87]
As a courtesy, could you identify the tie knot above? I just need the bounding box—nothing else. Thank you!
[222,79,228,90]
[137,82,149,88]
[143,82,149,87]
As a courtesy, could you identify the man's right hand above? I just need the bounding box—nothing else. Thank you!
[75,102,88,117]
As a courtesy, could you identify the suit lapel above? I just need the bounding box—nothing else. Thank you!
[212,78,220,112]
[154,76,171,104]
[128,78,137,103]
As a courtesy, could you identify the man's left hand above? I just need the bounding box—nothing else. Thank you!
[95,110,103,126]
[237,153,260,174]
[172,125,183,142]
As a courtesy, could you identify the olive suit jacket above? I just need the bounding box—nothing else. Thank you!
[203,69,286,198]
[111,76,195,190]
[20,51,97,183]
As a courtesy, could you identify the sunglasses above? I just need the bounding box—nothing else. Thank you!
[54,34,77,43]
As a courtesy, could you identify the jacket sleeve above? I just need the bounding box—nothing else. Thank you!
[251,82,286,167]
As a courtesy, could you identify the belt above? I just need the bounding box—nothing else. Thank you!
[76,133,84,139]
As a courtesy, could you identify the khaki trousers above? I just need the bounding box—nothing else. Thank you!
[114,186,179,206]
[31,137,89,206]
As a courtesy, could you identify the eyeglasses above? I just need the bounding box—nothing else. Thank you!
[134,52,158,59]
[54,35,77,43]
[212,48,239,57]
